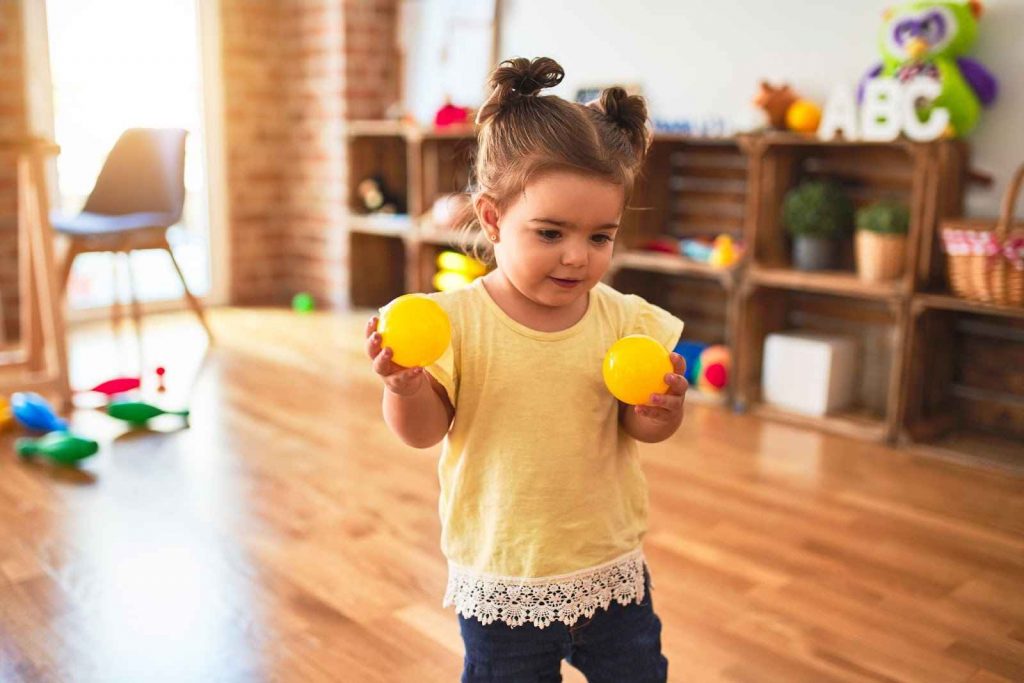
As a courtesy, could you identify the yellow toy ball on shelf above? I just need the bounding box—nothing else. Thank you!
[602,335,673,406]
[436,250,487,278]
[378,294,452,368]
[786,99,822,133]
[433,270,474,292]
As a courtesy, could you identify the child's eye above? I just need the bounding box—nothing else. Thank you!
[591,234,614,245]
[538,229,561,241]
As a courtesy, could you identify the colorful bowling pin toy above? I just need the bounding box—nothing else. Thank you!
[17,432,98,465]
[0,397,12,431]
[107,401,189,425]
[11,392,68,432]
[85,377,141,396]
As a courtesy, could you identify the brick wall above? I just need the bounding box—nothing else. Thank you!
[0,0,400,318]
[222,0,399,309]
[0,0,27,341]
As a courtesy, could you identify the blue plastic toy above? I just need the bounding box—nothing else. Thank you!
[673,340,708,385]
[11,392,68,432]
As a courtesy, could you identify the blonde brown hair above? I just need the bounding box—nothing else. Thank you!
[459,56,651,258]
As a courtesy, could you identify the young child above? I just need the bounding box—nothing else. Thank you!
[365,56,686,683]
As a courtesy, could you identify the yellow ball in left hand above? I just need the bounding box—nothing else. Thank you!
[378,294,451,368]
[602,334,673,406]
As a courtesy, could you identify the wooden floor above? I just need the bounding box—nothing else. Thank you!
[1,308,1022,682]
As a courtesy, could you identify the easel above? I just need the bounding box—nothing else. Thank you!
[0,138,70,409]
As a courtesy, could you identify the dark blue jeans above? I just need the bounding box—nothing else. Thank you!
[458,568,668,682]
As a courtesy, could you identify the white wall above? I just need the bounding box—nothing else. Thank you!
[499,0,1024,216]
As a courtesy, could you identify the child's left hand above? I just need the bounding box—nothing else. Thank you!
[635,352,688,422]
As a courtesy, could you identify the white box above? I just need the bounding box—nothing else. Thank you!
[762,332,858,416]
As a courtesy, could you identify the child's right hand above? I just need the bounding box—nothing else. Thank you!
[365,316,426,396]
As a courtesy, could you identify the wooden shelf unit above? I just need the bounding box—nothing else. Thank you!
[344,125,1019,462]
[901,294,1024,470]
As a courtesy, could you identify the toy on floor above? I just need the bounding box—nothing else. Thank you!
[83,377,141,397]
[673,340,707,385]
[11,392,67,432]
[602,335,674,406]
[17,432,98,465]
[378,294,452,368]
[155,366,167,393]
[292,292,315,314]
[860,0,997,137]
[695,345,732,394]
[0,397,12,431]
[107,401,190,425]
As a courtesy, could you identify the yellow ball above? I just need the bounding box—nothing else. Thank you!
[378,294,451,368]
[433,269,474,292]
[436,251,487,278]
[602,335,673,406]
[786,99,822,133]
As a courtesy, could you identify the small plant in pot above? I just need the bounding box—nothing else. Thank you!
[782,181,854,271]
[855,200,910,283]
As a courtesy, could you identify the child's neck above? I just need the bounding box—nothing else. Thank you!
[482,271,590,333]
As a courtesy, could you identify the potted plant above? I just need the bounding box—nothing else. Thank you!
[855,200,910,282]
[782,181,853,271]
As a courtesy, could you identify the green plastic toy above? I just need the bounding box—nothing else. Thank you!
[17,432,98,465]
[107,401,190,425]
[292,292,315,314]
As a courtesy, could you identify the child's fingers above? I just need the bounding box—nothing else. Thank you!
[670,352,686,377]
[365,316,379,338]
[648,392,683,412]
[365,331,383,360]
[373,346,398,376]
[386,366,424,394]
[664,372,689,396]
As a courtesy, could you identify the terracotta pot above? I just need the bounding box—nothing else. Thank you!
[856,230,906,282]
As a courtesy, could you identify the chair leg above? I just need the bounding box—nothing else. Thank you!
[58,238,81,296]
[111,251,123,333]
[163,239,213,342]
[124,251,143,335]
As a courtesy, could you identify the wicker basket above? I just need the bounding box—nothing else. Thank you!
[856,231,906,283]
[941,163,1024,306]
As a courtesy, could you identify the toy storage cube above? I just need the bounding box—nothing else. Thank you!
[762,332,858,416]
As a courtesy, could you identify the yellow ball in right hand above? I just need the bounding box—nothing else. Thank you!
[602,335,673,405]
[378,294,451,368]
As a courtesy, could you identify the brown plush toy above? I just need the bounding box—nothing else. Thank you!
[754,81,799,130]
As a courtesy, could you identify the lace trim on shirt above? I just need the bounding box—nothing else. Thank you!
[443,549,647,629]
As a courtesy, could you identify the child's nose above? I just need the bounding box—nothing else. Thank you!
[561,239,588,267]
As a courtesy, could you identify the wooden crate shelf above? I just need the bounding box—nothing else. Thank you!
[747,265,907,301]
[608,251,739,289]
[900,303,1024,469]
[736,286,904,442]
[342,123,1011,452]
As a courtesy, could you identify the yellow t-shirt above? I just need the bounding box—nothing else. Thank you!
[425,279,684,629]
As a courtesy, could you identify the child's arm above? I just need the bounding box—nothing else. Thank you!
[620,351,688,443]
[366,317,454,448]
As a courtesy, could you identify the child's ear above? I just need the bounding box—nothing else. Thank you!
[475,195,501,237]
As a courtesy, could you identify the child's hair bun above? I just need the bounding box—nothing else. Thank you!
[590,87,651,161]
[476,57,565,124]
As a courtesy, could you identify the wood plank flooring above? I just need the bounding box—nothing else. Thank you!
[0,308,1021,682]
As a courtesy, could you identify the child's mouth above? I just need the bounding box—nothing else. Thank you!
[550,277,582,288]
